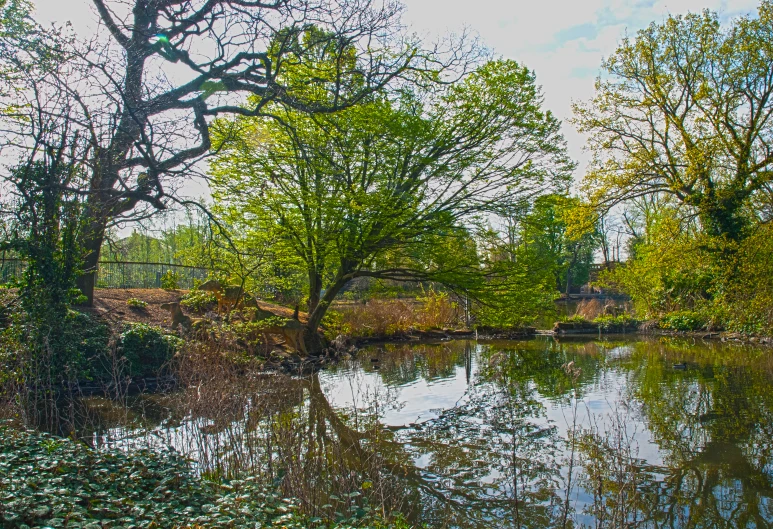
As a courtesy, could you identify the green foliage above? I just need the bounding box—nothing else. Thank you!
[601,203,773,335]
[118,323,181,377]
[0,423,398,528]
[659,311,707,332]
[101,211,216,270]
[125,297,147,309]
[211,58,573,333]
[593,314,638,330]
[160,269,180,290]
[472,280,555,330]
[514,194,599,293]
[180,289,218,313]
[560,314,588,324]
[0,307,111,396]
[0,161,88,384]
[720,224,773,335]
[574,3,773,241]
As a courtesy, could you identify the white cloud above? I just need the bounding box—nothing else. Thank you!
[402,0,762,179]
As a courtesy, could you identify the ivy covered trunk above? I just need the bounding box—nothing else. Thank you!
[75,217,106,306]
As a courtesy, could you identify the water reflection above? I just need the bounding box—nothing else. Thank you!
[71,337,773,528]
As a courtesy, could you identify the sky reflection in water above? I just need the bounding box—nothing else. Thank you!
[77,336,773,528]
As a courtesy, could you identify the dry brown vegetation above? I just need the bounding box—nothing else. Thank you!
[328,293,464,338]
[574,298,630,321]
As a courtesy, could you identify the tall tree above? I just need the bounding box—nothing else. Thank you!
[574,3,773,242]
[0,0,437,305]
[211,59,574,345]
[516,195,598,295]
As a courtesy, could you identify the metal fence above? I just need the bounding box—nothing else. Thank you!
[0,259,209,290]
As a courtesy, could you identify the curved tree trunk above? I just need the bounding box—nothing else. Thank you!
[304,274,351,355]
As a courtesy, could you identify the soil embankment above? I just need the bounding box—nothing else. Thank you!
[89,288,307,328]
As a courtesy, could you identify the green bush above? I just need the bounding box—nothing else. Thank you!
[118,323,182,377]
[659,310,707,332]
[180,289,217,313]
[593,314,639,330]
[560,314,588,323]
[160,270,180,290]
[126,297,147,309]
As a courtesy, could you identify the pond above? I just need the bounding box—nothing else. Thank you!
[72,336,773,528]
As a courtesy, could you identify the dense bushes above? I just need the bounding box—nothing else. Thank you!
[0,423,401,529]
[1,297,179,401]
[0,306,110,392]
[180,289,218,313]
[658,311,709,332]
[117,323,182,378]
[601,223,773,335]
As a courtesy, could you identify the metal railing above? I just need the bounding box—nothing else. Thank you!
[0,259,209,290]
[0,258,24,285]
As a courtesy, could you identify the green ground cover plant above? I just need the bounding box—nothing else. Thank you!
[180,289,218,313]
[0,423,405,529]
[118,323,182,378]
[125,298,147,309]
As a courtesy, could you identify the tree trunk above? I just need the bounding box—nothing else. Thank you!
[304,274,350,355]
[308,269,322,315]
[75,213,108,306]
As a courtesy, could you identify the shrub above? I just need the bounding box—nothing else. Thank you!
[126,297,147,309]
[180,289,218,313]
[160,269,181,290]
[659,310,707,332]
[416,287,461,329]
[118,323,182,377]
[324,300,416,338]
[722,224,773,335]
[560,314,589,323]
[593,314,638,330]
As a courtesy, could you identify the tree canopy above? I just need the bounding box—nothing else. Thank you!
[574,2,773,241]
[210,58,574,334]
[0,0,445,304]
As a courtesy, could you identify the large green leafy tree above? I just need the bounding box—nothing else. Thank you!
[211,59,574,344]
[574,3,773,241]
[499,194,598,295]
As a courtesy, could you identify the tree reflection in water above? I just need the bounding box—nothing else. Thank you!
[72,337,773,528]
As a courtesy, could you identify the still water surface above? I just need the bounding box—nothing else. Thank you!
[78,336,773,528]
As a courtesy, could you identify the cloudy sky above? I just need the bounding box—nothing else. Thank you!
[31,0,761,180]
[400,0,759,173]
